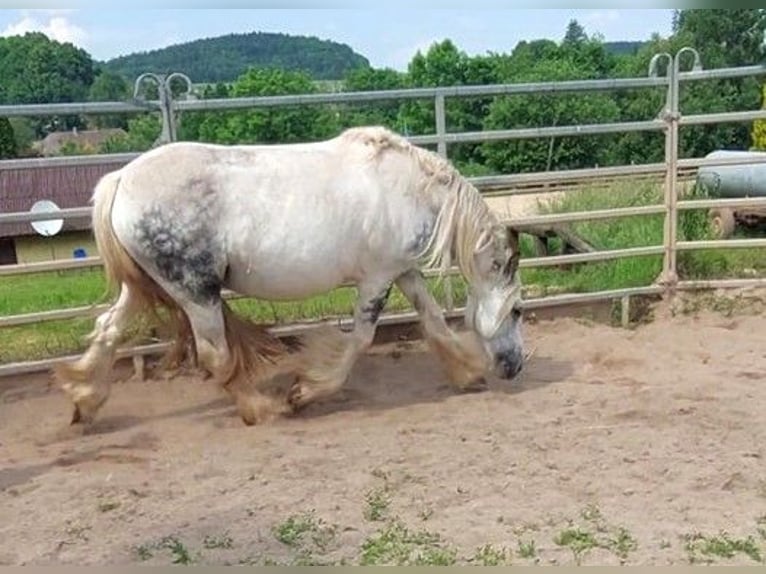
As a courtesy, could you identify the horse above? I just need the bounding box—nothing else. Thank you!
[54,126,525,427]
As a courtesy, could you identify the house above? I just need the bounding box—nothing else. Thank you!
[0,158,130,265]
[33,128,128,157]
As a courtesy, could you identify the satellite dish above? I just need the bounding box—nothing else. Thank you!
[30,199,64,237]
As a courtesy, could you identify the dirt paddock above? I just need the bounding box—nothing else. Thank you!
[2,300,766,566]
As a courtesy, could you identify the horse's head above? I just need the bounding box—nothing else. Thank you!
[464,223,524,380]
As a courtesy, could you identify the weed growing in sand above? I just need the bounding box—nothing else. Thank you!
[364,486,391,522]
[419,506,434,522]
[134,536,194,564]
[554,527,600,565]
[757,516,766,540]
[580,503,606,529]
[683,532,763,564]
[273,511,337,553]
[203,532,234,550]
[470,544,510,566]
[554,506,638,565]
[135,543,154,561]
[359,520,457,566]
[517,539,538,560]
[608,527,639,560]
[162,536,194,565]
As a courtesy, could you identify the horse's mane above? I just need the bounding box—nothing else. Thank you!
[340,126,498,282]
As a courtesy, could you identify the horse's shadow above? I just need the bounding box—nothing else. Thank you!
[56,347,573,436]
[288,349,573,421]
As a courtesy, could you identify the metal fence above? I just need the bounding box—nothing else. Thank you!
[3,47,766,377]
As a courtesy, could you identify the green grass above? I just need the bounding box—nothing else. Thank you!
[4,177,766,363]
[127,497,766,566]
[359,520,457,566]
[683,531,763,564]
[0,270,464,363]
[272,511,337,552]
[363,486,392,522]
[470,543,511,566]
[552,504,639,565]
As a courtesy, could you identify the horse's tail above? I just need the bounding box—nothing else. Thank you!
[91,170,142,296]
[54,170,195,385]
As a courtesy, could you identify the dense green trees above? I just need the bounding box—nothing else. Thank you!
[1,10,764,172]
[0,119,17,159]
[0,32,96,142]
[180,68,337,144]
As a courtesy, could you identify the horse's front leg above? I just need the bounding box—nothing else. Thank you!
[287,279,393,411]
[395,269,488,392]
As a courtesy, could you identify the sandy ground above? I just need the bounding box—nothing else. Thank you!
[2,300,766,566]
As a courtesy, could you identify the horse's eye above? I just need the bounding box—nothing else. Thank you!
[491,261,502,273]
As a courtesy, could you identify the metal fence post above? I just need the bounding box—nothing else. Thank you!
[650,46,702,298]
[434,93,454,310]
[133,72,194,146]
[435,93,447,157]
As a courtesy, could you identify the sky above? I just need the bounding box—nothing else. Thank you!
[0,8,675,70]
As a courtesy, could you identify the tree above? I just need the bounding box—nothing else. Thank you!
[98,114,162,153]
[482,36,621,173]
[87,69,131,129]
[563,19,587,45]
[0,32,95,136]
[0,118,17,158]
[340,67,407,131]
[184,67,338,145]
[103,31,370,83]
[673,10,766,157]
[751,85,766,150]
[401,40,503,166]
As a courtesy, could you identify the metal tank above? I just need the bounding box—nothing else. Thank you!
[696,150,766,198]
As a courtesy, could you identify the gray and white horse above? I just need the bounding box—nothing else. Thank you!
[56,126,525,426]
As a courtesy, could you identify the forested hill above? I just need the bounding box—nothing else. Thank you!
[102,31,371,82]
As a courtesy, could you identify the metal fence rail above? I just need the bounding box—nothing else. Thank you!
[2,49,766,376]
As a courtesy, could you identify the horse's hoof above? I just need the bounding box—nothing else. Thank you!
[287,381,308,412]
[70,404,97,426]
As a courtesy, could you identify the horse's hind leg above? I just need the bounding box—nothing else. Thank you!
[56,283,138,424]
[287,280,393,410]
[395,269,488,391]
[183,300,290,425]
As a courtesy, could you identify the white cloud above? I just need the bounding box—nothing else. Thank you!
[1,11,88,48]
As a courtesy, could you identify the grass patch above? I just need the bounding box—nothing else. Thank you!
[202,532,234,550]
[363,486,391,522]
[0,269,465,363]
[554,527,600,565]
[470,543,511,566]
[553,504,638,565]
[683,531,763,564]
[359,520,457,566]
[273,511,337,552]
[134,535,195,564]
[517,539,537,560]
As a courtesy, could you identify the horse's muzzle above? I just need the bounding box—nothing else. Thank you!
[494,350,523,379]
